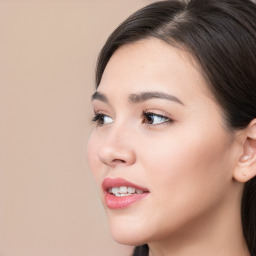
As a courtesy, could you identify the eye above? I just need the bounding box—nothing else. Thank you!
[92,113,113,126]
[142,111,172,125]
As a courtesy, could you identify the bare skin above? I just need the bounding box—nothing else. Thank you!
[87,38,255,256]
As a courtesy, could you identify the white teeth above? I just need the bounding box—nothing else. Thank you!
[108,186,145,196]
[119,186,128,194]
[127,187,136,193]
[115,193,132,197]
[120,193,132,197]
[112,187,119,194]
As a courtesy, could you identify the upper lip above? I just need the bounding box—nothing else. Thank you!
[102,177,149,192]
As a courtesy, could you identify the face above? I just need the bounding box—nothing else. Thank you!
[87,39,240,246]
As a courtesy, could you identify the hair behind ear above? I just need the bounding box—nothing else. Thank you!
[242,177,256,255]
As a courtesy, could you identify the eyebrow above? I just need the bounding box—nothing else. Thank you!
[91,91,109,103]
[129,91,184,105]
[91,91,184,105]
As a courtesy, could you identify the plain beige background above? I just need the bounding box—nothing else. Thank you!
[0,1,157,256]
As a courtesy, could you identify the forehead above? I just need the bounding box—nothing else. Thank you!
[98,38,212,101]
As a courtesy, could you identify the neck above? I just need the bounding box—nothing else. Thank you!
[148,190,250,256]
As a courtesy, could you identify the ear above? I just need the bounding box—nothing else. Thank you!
[233,119,256,183]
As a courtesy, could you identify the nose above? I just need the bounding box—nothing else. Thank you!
[98,128,136,168]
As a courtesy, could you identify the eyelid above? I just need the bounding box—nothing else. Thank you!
[91,109,175,127]
[91,112,113,126]
[142,110,174,126]
[143,109,174,120]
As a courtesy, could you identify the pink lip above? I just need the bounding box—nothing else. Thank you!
[102,177,150,209]
[102,177,149,192]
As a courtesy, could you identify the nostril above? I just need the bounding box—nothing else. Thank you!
[112,159,126,164]
[98,146,136,167]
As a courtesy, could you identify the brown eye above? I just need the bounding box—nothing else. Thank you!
[142,112,171,125]
[144,113,154,124]
[92,114,113,126]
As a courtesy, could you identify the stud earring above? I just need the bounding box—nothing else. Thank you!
[241,155,252,161]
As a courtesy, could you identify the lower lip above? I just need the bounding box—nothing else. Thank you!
[105,193,149,209]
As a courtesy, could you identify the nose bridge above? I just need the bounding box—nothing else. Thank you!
[98,121,136,167]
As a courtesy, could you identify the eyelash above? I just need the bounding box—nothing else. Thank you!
[92,111,173,127]
[142,111,173,126]
[92,113,110,126]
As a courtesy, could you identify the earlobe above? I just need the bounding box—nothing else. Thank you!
[233,120,256,183]
[240,155,252,162]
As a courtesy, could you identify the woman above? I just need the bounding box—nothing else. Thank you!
[87,0,256,255]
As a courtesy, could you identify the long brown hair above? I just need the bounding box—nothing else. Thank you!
[95,1,256,255]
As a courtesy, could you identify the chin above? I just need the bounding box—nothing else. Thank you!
[110,228,147,246]
[107,212,150,246]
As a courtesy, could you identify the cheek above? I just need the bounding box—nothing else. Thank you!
[140,128,233,214]
[128,131,234,241]
[143,124,232,179]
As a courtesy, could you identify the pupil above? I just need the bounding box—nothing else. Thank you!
[148,115,153,124]
[100,116,104,124]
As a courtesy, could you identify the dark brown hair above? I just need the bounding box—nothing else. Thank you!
[95,0,256,255]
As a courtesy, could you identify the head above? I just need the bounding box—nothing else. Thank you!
[87,0,256,254]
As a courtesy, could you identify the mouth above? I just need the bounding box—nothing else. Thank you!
[102,177,150,209]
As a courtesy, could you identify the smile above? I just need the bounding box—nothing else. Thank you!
[108,186,144,196]
[102,178,150,209]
